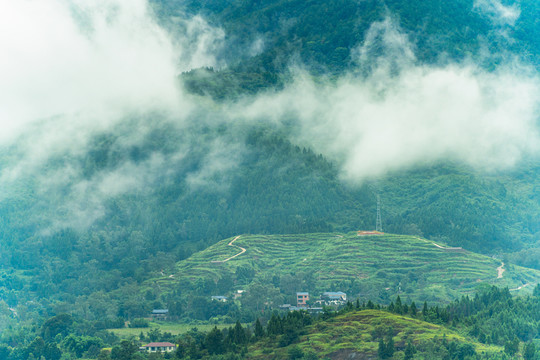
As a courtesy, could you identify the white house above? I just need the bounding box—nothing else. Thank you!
[140,342,177,353]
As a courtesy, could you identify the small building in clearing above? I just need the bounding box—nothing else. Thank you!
[211,296,228,302]
[140,342,177,353]
[151,309,169,320]
[322,291,347,302]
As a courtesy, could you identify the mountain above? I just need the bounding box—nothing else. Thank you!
[0,0,539,347]
[156,0,540,98]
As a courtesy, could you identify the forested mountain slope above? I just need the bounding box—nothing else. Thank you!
[2,128,540,326]
[155,0,540,97]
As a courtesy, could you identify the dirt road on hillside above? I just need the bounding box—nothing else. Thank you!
[497,262,505,279]
[211,236,246,263]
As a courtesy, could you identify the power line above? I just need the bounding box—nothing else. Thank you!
[376,194,383,232]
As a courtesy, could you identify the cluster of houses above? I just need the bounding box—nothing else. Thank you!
[139,291,346,353]
[210,290,246,302]
[279,291,347,312]
[296,291,347,306]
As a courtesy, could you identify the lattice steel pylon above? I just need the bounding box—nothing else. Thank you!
[376,195,383,232]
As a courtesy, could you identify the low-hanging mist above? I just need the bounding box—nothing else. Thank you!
[0,0,232,229]
[235,18,540,182]
[0,0,539,231]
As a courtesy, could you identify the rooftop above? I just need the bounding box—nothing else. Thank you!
[152,309,169,314]
[144,342,176,347]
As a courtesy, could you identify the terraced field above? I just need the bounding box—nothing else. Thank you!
[157,232,540,303]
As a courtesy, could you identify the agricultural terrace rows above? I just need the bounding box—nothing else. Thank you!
[157,233,540,303]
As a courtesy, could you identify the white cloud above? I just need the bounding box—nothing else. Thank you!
[474,0,521,26]
[173,15,226,70]
[0,4,538,231]
[234,19,540,182]
[0,0,230,228]
[186,138,245,191]
[0,0,186,142]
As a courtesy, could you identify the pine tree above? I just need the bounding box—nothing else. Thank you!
[394,296,402,314]
[524,342,536,360]
[385,337,395,358]
[410,301,417,316]
[504,337,519,356]
[378,339,386,359]
[422,301,428,316]
[533,283,540,297]
[205,326,224,355]
[404,340,416,360]
[377,337,395,359]
[233,321,247,345]
[267,313,283,335]
[254,318,265,339]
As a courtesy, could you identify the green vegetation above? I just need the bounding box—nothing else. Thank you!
[1,0,540,358]
[248,309,501,359]
[3,286,538,359]
[109,322,239,338]
[158,232,540,314]
[165,0,540,99]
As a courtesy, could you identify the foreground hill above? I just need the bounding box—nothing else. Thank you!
[248,309,502,360]
[158,232,540,307]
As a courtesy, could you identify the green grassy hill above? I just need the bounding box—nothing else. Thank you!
[158,232,540,305]
[248,309,502,359]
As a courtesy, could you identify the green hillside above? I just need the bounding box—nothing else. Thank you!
[157,233,540,307]
[248,309,502,359]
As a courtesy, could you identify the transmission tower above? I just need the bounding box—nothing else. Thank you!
[376,195,383,232]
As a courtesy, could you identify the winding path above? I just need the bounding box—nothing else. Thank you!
[496,262,505,279]
[211,236,246,263]
[431,242,463,250]
[510,283,529,291]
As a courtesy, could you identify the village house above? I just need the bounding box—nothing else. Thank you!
[140,342,177,353]
[151,309,169,320]
[211,295,228,302]
[322,291,347,302]
[296,292,309,307]
[314,291,347,306]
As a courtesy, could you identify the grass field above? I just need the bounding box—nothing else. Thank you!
[108,322,239,338]
[153,232,540,304]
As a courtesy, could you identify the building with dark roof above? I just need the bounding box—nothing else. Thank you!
[151,309,169,320]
